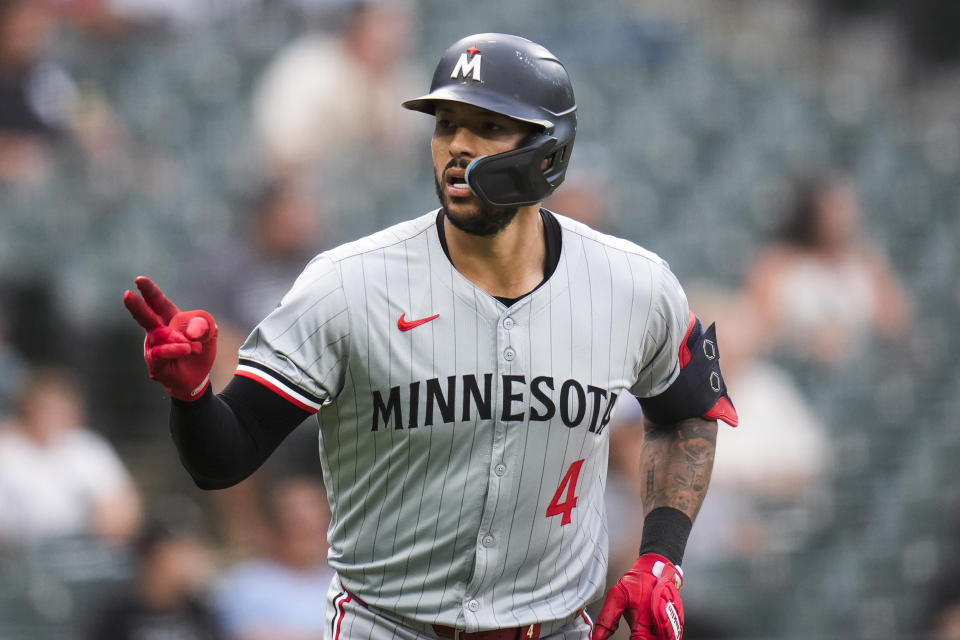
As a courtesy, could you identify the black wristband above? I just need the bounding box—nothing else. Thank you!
[638,506,693,566]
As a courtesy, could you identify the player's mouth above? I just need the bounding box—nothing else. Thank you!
[444,168,473,199]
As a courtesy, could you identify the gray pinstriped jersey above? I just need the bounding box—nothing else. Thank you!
[237,210,690,631]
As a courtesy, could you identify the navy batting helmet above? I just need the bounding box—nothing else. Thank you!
[403,33,577,207]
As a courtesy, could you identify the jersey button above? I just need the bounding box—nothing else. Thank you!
[503,317,515,330]
[467,599,480,612]
[482,535,495,547]
[494,463,507,476]
[504,348,515,361]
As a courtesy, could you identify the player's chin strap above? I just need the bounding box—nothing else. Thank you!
[639,311,739,427]
[465,133,567,208]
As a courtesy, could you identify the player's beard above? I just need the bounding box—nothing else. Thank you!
[435,159,519,237]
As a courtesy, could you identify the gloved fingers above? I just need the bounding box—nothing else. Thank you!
[135,276,180,324]
[653,602,683,640]
[145,325,188,347]
[124,290,164,331]
[593,584,628,640]
[592,613,618,640]
[591,624,614,640]
[184,315,210,341]
[652,611,682,640]
[650,583,682,612]
[149,342,194,360]
[651,589,683,640]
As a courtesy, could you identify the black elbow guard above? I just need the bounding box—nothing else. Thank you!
[638,314,739,427]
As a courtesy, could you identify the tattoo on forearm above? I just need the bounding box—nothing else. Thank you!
[640,417,718,521]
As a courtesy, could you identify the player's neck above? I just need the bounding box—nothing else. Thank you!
[444,205,547,299]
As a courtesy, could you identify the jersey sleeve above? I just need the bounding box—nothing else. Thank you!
[630,261,691,399]
[236,255,351,413]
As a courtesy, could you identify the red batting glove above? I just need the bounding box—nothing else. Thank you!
[594,554,684,640]
[123,276,218,402]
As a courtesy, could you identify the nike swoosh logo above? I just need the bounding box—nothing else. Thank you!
[398,313,440,332]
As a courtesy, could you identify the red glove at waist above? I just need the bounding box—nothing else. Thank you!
[594,554,684,640]
[123,276,218,402]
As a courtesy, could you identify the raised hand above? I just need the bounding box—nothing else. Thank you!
[123,276,218,401]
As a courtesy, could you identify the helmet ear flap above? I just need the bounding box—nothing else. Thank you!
[542,136,574,185]
[466,134,563,207]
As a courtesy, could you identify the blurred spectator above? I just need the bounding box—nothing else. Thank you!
[682,286,832,564]
[746,172,912,367]
[597,285,835,638]
[192,178,324,390]
[98,0,258,32]
[183,178,326,556]
[0,366,141,546]
[0,0,124,187]
[0,0,76,185]
[214,476,333,640]
[86,501,224,640]
[604,395,746,640]
[51,0,264,35]
[252,0,421,180]
[605,286,831,568]
[0,307,26,415]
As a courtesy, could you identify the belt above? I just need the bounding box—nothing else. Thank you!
[432,607,585,640]
[432,623,541,640]
[343,584,578,640]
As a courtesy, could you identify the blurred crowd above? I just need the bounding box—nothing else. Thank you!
[1,1,959,639]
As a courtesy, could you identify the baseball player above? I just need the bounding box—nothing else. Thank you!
[124,33,738,640]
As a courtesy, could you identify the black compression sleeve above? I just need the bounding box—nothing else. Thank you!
[169,376,312,489]
[638,506,693,566]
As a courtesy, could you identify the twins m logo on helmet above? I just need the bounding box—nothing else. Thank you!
[450,46,482,81]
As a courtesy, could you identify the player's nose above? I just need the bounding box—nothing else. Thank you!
[448,126,479,157]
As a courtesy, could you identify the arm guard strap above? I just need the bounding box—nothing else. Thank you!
[638,313,739,427]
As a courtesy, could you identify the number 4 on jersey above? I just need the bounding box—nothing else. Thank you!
[546,459,585,526]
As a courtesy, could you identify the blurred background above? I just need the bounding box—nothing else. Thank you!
[0,0,958,638]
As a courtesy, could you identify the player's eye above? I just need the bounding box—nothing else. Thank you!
[436,118,455,130]
[483,121,503,132]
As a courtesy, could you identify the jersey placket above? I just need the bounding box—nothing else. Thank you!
[461,300,530,629]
